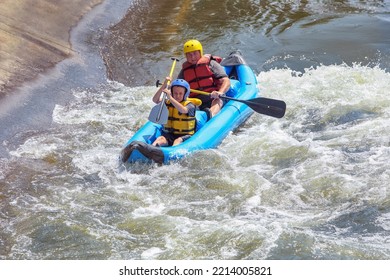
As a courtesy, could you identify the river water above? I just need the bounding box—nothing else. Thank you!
[1,0,390,260]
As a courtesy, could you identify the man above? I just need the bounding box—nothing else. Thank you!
[177,39,230,119]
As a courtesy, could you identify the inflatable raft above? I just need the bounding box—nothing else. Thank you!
[121,52,259,164]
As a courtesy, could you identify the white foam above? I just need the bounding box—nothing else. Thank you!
[6,64,390,259]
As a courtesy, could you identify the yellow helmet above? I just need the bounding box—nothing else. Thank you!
[183,39,203,56]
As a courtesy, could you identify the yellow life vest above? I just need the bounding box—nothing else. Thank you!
[164,99,200,135]
[187,98,202,107]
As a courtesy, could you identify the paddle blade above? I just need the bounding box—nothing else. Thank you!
[246,97,286,118]
[221,96,286,118]
[148,102,169,124]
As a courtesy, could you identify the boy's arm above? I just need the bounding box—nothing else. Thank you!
[152,78,170,104]
[166,92,188,114]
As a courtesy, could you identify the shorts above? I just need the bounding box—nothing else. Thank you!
[198,95,226,110]
[161,131,192,146]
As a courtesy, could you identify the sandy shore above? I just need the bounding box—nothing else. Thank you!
[0,0,103,97]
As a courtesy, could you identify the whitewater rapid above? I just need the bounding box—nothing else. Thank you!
[2,63,389,259]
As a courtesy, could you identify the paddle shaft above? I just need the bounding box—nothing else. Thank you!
[155,57,179,122]
[190,89,286,118]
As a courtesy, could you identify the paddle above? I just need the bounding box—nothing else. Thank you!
[190,89,286,118]
[148,57,179,124]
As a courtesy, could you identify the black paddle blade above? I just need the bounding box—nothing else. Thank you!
[222,96,286,118]
[245,97,286,118]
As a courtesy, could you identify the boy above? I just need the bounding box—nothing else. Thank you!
[152,78,196,146]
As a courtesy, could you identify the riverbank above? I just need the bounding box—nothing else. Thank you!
[0,0,103,97]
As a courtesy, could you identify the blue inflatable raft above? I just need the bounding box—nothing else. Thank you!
[121,52,259,164]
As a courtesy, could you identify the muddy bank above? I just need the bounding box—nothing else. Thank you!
[0,0,103,97]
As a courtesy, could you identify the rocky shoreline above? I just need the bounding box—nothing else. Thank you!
[0,0,103,97]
